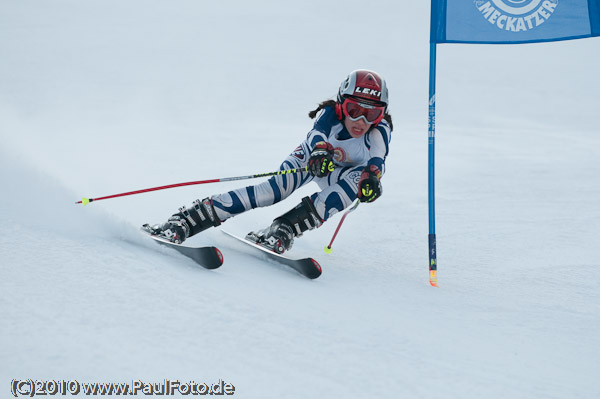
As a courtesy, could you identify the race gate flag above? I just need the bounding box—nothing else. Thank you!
[426,0,599,287]
[431,0,600,44]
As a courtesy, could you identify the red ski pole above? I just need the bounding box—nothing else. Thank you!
[324,200,360,254]
[76,166,309,205]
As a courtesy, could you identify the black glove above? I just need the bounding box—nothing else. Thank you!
[358,165,382,203]
[308,141,335,177]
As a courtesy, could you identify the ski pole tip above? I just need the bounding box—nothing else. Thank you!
[81,197,91,206]
[324,245,333,254]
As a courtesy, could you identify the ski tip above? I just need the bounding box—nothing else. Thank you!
[308,258,322,279]
[429,270,438,287]
[324,245,333,254]
[214,247,224,266]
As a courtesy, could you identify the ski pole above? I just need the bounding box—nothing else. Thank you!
[76,166,309,205]
[324,200,360,254]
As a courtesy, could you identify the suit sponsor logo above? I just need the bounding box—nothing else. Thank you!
[292,145,305,161]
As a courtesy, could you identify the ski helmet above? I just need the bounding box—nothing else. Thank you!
[337,69,388,108]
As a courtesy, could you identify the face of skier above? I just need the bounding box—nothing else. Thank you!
[340,98,385,138]
[344,117,371,138]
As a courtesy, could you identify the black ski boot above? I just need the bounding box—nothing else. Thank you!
[246,196,323,254]
[144,197,221,244]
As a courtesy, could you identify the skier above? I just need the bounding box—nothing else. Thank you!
[144,69,393,254]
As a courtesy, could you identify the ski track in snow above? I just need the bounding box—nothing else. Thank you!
[1,1,599,398]
[2,145,598,398]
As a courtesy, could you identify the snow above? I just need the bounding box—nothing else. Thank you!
[1,1,599,398]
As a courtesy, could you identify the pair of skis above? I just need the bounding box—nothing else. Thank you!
[80,170,358,281]
[142,227,322,279]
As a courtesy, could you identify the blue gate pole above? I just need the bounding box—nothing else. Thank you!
[428,42,438,287]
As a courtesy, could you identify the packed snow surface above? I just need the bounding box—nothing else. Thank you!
[1,1,599,398]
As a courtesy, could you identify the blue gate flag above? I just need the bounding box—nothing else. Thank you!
[431,0,600,44]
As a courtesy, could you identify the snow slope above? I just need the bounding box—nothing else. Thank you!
[1,1,599,398]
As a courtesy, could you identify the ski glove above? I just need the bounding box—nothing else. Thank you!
[358,165,382,203]
[308,141,335,177]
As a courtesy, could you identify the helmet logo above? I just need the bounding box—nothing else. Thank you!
[354,87,381,98]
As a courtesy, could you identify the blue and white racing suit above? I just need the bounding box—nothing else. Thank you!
[211,105,392,223]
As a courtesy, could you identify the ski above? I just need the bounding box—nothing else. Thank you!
[221,230,322,279]
[141,225,223,269]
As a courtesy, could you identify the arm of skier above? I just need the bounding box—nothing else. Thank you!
[305,106,337,177]
[358,122,391,203]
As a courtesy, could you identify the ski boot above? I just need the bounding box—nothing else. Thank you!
[246,196,323,254]
[143,197,221,244]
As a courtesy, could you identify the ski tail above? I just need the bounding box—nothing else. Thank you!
[141,225,223,269]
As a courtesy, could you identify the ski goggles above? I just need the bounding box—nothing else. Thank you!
[342,98,385,125]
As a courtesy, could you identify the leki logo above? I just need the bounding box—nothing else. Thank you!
[474,0,558,32]
[354,87,381,98]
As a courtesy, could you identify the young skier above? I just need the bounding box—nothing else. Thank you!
[144,69,393,254]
